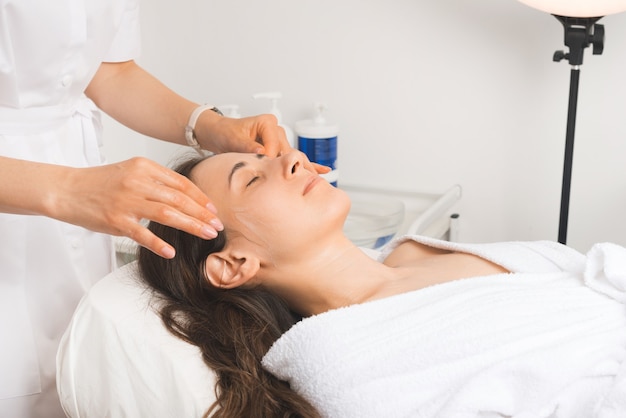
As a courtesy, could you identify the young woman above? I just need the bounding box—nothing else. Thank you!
[138,151,626,418]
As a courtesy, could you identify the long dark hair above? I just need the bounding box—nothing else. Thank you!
[137,156,320,418]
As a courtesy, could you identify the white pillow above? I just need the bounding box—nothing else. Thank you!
[56,261,217,418]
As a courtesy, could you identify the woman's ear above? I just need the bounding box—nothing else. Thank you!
[204,248,261,289]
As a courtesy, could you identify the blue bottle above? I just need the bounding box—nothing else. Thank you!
[295,103,339,186]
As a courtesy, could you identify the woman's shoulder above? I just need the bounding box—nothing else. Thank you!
[379,235,586,274]
[382,238,451,267]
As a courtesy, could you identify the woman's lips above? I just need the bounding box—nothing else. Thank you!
[303,175,322,195]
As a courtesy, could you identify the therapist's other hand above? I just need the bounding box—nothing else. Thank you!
[54,157,221,259]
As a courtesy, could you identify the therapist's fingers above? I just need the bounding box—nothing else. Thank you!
[123,163,225,254]
[311,162,331,174]
[199,114,291,156]
[56,158,222,258]
[254,119,291,157]
[123,205,216,259]
[238,113,291,157]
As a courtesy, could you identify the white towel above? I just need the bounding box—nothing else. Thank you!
[584,242,626,304]
[262,237,626,418]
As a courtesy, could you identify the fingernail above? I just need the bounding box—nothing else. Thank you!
[161,246,176,259]
[201,226,218,239]
[206,202,218,214]
[209,218,224,231]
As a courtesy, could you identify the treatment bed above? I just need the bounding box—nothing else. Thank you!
[56,184,462,417]
[56,235,626,417]
[56,185,466,416]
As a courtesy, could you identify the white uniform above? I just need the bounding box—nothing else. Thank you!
[0,0,140,416]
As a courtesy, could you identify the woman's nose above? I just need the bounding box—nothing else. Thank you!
[281,150,306,178]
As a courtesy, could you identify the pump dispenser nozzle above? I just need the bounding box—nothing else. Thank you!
[313,102,329,124]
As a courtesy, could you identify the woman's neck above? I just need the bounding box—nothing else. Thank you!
[258,237,513,317]
[261,238,408,316]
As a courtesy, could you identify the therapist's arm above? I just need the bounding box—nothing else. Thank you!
[85,60,290,156]
[0,155,219,259]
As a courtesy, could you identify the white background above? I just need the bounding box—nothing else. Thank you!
[102,0,626,252]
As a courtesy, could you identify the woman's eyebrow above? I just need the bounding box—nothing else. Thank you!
[228,162,246,187]
[228,154,266,187]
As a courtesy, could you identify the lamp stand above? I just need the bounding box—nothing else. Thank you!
[552,15,605,244]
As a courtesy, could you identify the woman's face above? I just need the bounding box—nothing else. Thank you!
[191,151,351,258]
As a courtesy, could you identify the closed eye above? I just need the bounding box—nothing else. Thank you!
[246,176,260,187]
[228,155,266,190]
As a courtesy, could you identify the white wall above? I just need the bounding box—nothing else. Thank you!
[102,0,626,252]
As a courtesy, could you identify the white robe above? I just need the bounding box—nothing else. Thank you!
[0,0,140,416]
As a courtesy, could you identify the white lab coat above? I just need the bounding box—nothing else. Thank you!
[0,0,140,416]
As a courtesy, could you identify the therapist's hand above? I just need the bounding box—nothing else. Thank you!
[197,113,289,156]
[195,113,331,174]
[54,157,222,259]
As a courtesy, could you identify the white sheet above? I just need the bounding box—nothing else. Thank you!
[262,237,626,418]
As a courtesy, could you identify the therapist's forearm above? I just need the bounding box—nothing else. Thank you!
[0,156,70,216]
[85,60,221,145]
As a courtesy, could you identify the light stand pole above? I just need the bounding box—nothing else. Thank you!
[551,16,605,244]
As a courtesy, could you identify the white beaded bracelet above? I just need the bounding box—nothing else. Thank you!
[184,104,223,155]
